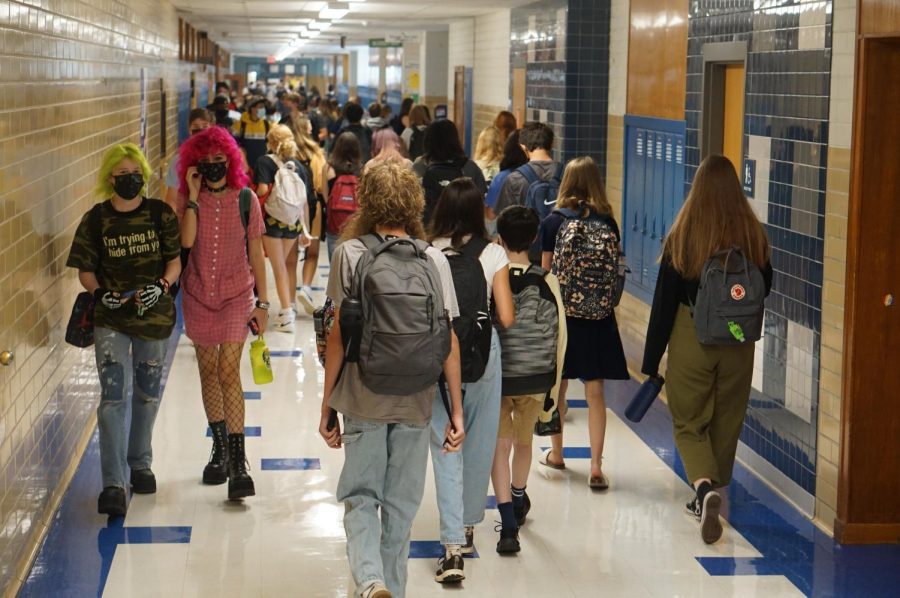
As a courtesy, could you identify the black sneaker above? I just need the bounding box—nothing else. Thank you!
[98,486,127,516]
[434,551,465,584]
[496,526,521,555]
[685,495,702,519]
[513,492,531,527]
[130,468,157,494]
[700,490,723,544]
[461,526,475,555]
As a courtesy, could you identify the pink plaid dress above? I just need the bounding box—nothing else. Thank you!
[177,187,264,346]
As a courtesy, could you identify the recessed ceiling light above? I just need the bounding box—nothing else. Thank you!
[320,4,349,20]
[310,21,332,31]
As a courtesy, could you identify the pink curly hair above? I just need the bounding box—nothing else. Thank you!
[177,125,249,195]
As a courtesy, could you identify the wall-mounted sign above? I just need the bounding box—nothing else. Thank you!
[369,38,403,48]
[742,158,756,197]
[285,64,295,75]
[267,55,276,64]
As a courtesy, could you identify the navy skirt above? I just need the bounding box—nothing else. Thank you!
[562,314,630,381]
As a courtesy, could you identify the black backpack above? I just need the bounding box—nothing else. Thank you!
[441,236,492,383]
[422,158,467,226]
[409,127,426,161]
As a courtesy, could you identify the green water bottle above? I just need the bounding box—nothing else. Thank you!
[249,335,274,385]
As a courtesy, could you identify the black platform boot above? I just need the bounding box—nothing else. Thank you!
[203,421,229,485]
[227,433,255,500]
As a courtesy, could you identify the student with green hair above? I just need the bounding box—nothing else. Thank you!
[67,143,182,516]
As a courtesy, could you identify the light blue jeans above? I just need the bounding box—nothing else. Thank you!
[93,327,167,490]
[326,232,341,262]
[430,329,502,545]
[336,416,430,598]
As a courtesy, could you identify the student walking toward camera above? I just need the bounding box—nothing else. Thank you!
[426,178,515,583]
[67,144,182,516]
[177,127,270,501]
[538,156,629,489]
[641,155,772,544]
[254,124,312,333]
[320,162,466,598]
[490,206,567,553]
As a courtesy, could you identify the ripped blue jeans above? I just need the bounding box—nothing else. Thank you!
[94,328,167,490]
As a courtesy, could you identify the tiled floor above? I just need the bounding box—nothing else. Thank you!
[18,258,900,598]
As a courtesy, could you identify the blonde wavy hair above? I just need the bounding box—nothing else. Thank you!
[341,162,426,241]
[291,115,326,191]
[266,124,299,162]
[473,126,503,165]
[663,154,770,279]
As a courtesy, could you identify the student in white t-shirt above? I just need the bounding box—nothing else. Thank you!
[426,178,515,584]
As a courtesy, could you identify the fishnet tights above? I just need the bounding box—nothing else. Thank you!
[195,343,246,434]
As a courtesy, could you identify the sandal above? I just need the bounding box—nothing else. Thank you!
[539,448,566,470]
[588,473,609,490]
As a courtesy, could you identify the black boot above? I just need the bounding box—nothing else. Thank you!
[203,421,229,485]
[227,433,255,500]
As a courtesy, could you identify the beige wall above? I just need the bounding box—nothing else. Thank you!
[0,1,211,591]
[815,0,857,534]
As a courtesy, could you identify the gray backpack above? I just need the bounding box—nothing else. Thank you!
[499,265,560,396]
[350,234,452,395]
[691,247,766,345]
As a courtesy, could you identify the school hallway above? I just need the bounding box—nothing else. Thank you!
[11,256,896,598]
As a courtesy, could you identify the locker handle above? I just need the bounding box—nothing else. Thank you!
[642,214,647,235]
[650,217,657,240]
[632,212,638,232]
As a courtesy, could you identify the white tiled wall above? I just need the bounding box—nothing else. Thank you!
[609,0,629,117]
[447,18,475,98]
[474,10,512,109]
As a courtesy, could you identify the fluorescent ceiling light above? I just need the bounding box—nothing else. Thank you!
[310,21,332,31]
[320,6,349,20]
[303,29,322,38]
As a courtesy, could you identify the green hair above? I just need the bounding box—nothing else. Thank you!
[95,143,152,198]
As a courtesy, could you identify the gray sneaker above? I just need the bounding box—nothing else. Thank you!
[461,526,475,555]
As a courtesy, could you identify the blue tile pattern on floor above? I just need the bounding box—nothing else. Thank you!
[409,541,479,559]
[603,379,900,598]
[540,446,591,459]
[260,458,321,471]
[486,495,497,510]
[244,391,261,401]
[270,350,302,357]
[567,399,587,408]
[206,426,261,437]
[679,0,831,495]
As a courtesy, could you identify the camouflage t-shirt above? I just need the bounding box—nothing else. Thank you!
[66,198,181,340]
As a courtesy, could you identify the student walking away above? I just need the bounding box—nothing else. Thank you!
[176,126,270,501]
[66,143,182,516]
[292,115,328,315]
[427,179,515,583]
[365,103,389,131]
[391,97,414,136]
[364,128,413,173]
[233,96,271,178]
[490,206,566,554]
[473,126,503,186]
[400,104,431,161]
[641,155,772,545]
[484,130,529,233]
[413,120,487,226]
[495,122,564,262]
[164,108,212,210]
[338,102,373,163]
[319,162,466,598]
[254,124,312,333]
[494,110,517,145]
[538,156,629,489]
[323,132,363,260]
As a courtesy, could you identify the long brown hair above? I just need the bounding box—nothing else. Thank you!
[494,110,517,143]
[663,154,770,279]
[341,162,426,241]
[557,156,612,216]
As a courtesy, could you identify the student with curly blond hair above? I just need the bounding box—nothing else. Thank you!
[66,143,182,516]
[320,162,466,598]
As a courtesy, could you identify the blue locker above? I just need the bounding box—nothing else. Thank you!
[626,128,646,288]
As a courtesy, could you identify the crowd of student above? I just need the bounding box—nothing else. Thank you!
[66,82,772,598]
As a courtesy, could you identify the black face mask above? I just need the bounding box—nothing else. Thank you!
[197,161,228,183]
[112,173,144,200]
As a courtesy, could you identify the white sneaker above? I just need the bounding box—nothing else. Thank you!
[273,308,295,333]
[297,286,315,315]
[360,581,392,598]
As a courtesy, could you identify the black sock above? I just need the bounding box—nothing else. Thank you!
[498,502,517,531]
[511,485,526,509]
[696,481,713,503]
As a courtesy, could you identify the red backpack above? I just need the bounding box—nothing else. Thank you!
[326,173,359,235]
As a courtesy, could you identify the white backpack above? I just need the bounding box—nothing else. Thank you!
[265,156,308,226]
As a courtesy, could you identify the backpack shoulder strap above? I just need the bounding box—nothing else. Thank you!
[264,119,270,135]
[461,235,490,260]
[553,162,565,182]
[239,120,247,141]
[269,155,284,169]
[89,202,104,257]
[359,233,382,251]
[516,163,540,185]
[555,207,579,220]
[239,187,252,232]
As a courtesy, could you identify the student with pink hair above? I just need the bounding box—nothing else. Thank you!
[176,126,269,501]
[364,127,412,173]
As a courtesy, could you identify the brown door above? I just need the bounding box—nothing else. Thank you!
[722,64,745,175]
[453,66,466,146]
[512,67,526,127]
[838,37,900,543]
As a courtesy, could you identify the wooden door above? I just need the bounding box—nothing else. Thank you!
[453,66,466,145]
[838,36,900,543]
[512,67,526,126]
[722,64,745,175]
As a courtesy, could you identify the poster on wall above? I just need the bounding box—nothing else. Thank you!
[139,68,147,153]
[285,64,296,74]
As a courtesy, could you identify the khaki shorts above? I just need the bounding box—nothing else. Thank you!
[498,394,544,444]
